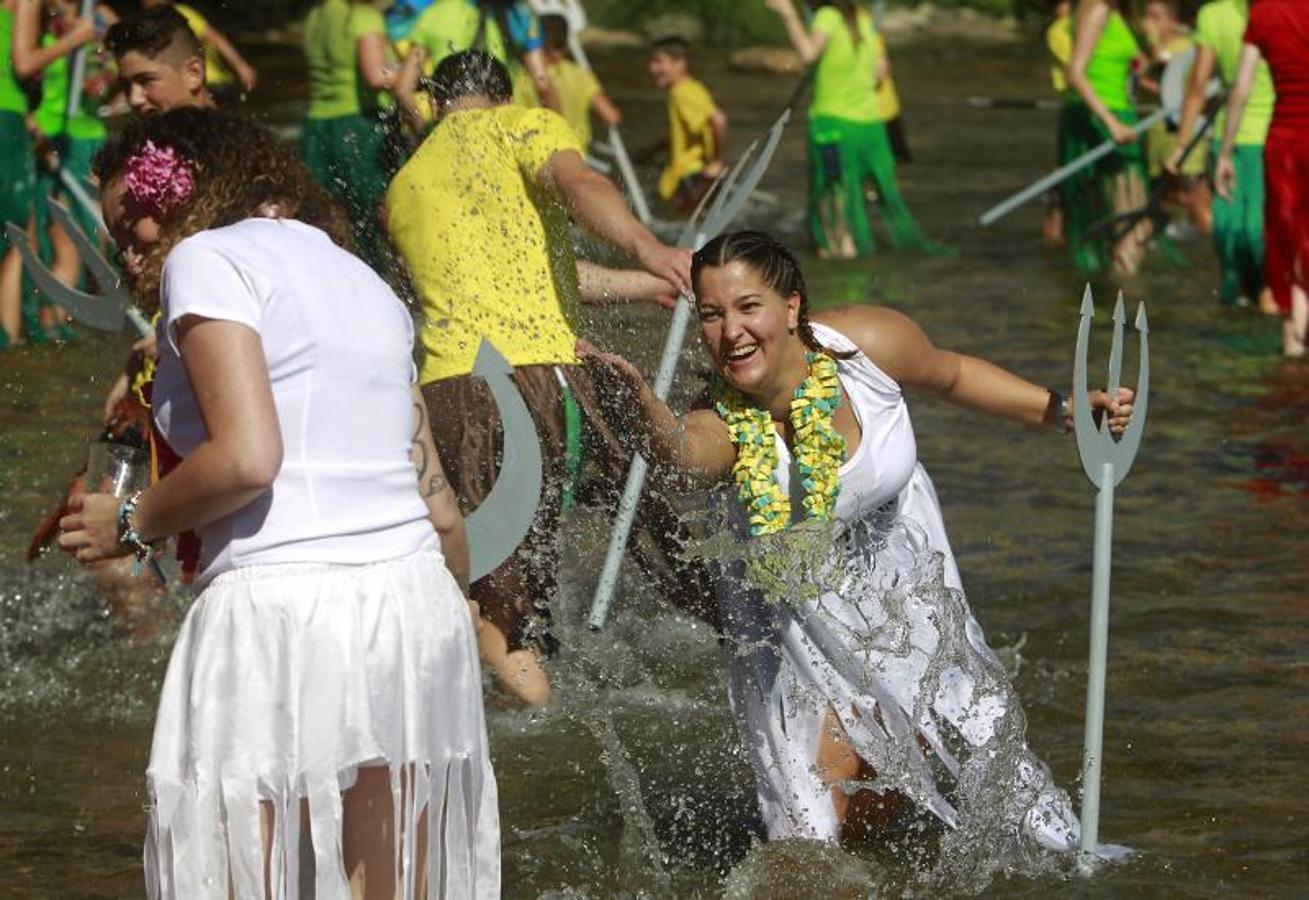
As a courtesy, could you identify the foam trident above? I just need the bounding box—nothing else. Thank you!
[1072,285,1149,865]
[587,108,792,630]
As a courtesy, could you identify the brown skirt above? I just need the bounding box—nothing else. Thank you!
[423,364,714,655]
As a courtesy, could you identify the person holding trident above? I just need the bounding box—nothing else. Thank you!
[581,230,1135,850]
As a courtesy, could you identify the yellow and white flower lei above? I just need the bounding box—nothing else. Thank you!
[714,352,847,536]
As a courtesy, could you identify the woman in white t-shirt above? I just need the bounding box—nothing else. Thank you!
[57,108,498,899]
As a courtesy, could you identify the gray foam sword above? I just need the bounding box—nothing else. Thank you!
[464,339,544,583]
[6,199,152,337]
[1072,286,1149,866]
[587,107,792,630]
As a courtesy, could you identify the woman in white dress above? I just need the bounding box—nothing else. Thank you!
[57,108,498,899]
[582,231,1133,857]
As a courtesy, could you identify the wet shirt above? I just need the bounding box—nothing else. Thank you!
[658,76,718,200]
[548,57,600,147]
[304,0,387,120]
[1244,0,1309,135]
[1194,0,1273,145]
[174,4,233,88]
[0,8,27,114]
[809,6,880,124]
[385,104,583,383]
[153,218,435,583]
[1047,13,1072,95]
[1083,9,1140,112]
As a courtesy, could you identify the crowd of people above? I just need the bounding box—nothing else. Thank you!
[0,0,1300,895]
[1045,0,1307,357]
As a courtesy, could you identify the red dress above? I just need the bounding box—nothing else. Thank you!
[1245,0,1309,315]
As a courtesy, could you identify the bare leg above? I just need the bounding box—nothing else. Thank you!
[1111,171,1151,276]
[1,216,35,342]
[471,601,551,706]
[1258,287,1280,316]
[1043,203,1066,248]
[814,709,911,845]
[343,766,398,900]
[40,217,79,330]
[1284,284,1308,358]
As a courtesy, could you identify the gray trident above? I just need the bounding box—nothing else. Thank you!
[587,107,793,629]
[1072,285,1149,865]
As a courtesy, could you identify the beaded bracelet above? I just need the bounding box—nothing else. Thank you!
[115,490,158,571]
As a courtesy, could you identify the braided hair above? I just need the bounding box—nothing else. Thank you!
[691,231,856,359]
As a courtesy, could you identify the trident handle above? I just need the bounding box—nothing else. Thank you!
[1079,461,1115,862]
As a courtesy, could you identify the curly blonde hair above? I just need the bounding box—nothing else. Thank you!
[94,107,354,312]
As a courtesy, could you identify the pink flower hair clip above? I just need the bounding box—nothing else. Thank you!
[122,140,196,220]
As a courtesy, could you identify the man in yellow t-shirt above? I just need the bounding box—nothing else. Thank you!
[141,0,256,101]
[648,35,727,210]
[387,50,707,706]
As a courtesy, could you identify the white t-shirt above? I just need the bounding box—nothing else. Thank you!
[153,218,437,583]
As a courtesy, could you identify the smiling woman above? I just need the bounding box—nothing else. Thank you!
[581,229,1134,854]
[57,108,499,899]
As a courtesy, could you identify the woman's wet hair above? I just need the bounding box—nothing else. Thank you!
[427,50,512,106]
[94,106,351,311]
[691,231,855,359]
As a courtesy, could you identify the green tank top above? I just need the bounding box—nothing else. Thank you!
[33,33,107,140]
[1083,9,1139,112]
[0,8,29,114]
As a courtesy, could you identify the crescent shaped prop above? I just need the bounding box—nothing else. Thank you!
[463,339,545,583]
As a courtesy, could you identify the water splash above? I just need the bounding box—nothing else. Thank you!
[691,508,1082,893]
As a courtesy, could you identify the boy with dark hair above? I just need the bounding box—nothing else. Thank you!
[541,12,619,149]
[140,0,256,100]
[648,34,727,211]
[105,6,212,115]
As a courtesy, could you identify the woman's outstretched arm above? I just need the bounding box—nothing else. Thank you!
[819,306,1133,432]
[577,341,736,484]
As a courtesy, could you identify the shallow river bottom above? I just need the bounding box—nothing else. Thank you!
[1,34,1306,899]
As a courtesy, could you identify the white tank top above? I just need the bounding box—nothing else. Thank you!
[153,218,437,584]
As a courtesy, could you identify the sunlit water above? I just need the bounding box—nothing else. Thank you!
[2,33,1307,898]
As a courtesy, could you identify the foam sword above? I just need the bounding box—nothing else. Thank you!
[587,106,792,630]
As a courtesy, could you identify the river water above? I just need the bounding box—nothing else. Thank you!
[1,32,1306,898]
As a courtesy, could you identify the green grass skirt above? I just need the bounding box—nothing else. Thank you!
[1058,102,1147,274]
[807,115,942,257]
[1210,143,1266,305]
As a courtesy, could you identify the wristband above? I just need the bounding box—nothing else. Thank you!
[115,490,159,571]
[1046,389,1071,435]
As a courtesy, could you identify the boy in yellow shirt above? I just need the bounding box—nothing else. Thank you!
[648,35,727,212]
[541,13,619,150]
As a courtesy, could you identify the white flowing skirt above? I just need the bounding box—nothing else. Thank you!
[718,468,1081,856]
[144,550,499,899]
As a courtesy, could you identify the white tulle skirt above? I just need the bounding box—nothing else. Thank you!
[144,550,499,899]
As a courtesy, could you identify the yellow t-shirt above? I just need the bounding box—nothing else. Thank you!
[658,77,718,200]
[386,105,584,383]
[871,33,901,122]
[175,4,233,88]
[548,58,600,148]
[1046,14,1073,95]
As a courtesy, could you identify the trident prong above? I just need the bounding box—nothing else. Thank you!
[1071,285,1150,869]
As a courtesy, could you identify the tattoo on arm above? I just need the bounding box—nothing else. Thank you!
[425,471,449,498]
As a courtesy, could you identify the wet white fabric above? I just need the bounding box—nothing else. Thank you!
[716,322,1081,853]
[152,218,435,585]
[144,551,500,899]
